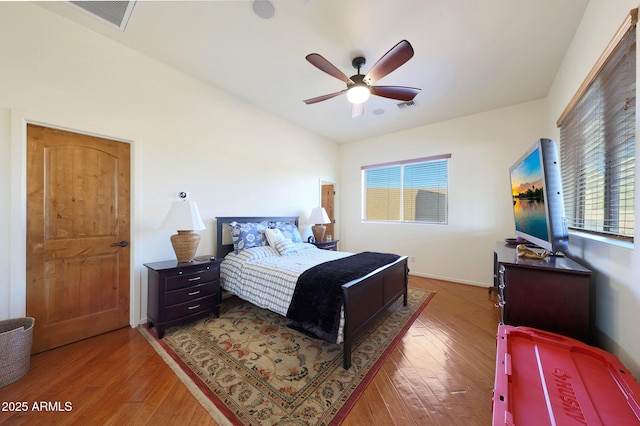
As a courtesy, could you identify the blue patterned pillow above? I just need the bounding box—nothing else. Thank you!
[229,221,268,253]
[274,222,302,243]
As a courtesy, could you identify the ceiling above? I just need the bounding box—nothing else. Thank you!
[38,0,589,144]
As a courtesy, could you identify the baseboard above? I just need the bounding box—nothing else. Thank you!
[408,271,491,288]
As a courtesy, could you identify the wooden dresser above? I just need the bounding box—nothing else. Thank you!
[493,243,592,343]
[144,257,222,338]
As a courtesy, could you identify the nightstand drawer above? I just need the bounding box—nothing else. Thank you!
[166,267,218,291]
[167,281,219,306]
[313,240,338,251]
[165,296,217,322]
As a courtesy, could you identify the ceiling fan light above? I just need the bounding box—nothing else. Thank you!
[347,85,370,104]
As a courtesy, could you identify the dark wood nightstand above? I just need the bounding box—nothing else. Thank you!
[311,240,339,251]
[144,257,222,338]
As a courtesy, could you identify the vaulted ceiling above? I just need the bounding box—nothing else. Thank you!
[39,0,589,143]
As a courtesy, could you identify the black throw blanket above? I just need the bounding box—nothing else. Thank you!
[286,251,400,342]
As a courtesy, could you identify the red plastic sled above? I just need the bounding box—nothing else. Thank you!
[493,325,640,425]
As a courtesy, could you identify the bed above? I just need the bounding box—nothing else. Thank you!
[215,216,409,369]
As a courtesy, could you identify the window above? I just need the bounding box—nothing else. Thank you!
[557,9,636,241]
[362,154,450,223]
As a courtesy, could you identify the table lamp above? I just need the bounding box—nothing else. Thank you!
[160,199,206,262]
[309,207,331,242]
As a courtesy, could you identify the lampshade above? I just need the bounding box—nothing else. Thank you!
[160,200,206,262]
[160,201,206,231]
[309,207,330,224]
[346,84,370,104]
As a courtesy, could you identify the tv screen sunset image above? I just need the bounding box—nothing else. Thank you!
[510,147,549,242]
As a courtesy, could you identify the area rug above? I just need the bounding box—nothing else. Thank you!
[140,288,434,425]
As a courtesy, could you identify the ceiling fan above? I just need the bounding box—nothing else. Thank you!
[303,40,421,117]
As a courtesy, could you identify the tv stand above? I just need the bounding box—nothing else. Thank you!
[493,242,592,343]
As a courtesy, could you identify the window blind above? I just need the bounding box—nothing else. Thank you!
[558,10,636,240]
[364,166,402,221]
[362,154,450,223]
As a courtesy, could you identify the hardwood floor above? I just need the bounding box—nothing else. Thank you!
[343,276,501,426]
[0,276,500,425]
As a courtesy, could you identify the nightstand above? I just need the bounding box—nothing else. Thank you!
[144,257,222,338]
[312,240,339,251]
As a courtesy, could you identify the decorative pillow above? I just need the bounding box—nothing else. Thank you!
[236,245,279,261]
[229,221,268,253]
[274,239,299,256]
[274,222,303,243]
[265,228,286,247]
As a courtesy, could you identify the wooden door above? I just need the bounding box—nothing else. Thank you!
[26,124,131,353]
[321,184,335,240]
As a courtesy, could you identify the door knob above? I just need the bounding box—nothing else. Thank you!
[111,240,129,248]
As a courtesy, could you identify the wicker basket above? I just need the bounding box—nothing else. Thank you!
[0,317,35,388]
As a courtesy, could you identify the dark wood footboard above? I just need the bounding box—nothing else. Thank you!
[341,255,409,369]
[215,216,409,370]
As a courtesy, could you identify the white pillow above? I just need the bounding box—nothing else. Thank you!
[274,239,299,256]
[235,245,279,261]
[265,228,285,247]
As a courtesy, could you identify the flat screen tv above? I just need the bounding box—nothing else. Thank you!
[509,138,568,254]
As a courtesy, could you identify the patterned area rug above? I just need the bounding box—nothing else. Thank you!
[140,288,434,425]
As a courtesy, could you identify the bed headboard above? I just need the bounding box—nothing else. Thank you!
[215,216,299,258]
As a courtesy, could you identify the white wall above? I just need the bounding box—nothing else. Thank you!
[0,4,338,326]
[0,109,10,322]
[545,0,640,375]
[339,99,548,286]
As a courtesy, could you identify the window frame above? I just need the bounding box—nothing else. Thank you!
[361,154,451,224]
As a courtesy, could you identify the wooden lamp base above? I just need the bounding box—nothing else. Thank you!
[170,230,200,262]
[311,224,326,242]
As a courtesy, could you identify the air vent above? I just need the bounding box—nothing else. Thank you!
[397,100,417,110]
[69,1,136,31]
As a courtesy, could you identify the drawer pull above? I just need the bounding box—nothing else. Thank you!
[188,276,202,282]
[187,304,201,310]
[188,290,201,296]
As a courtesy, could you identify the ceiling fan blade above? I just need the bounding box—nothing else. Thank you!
[363,40,414,85]
[352,102,364,118]
[303,89,347,104]
[370,85,421,101]
[306,53,354,84]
